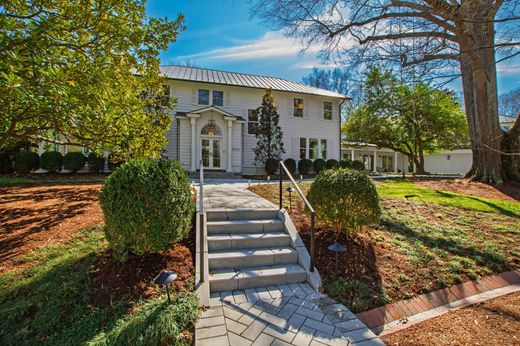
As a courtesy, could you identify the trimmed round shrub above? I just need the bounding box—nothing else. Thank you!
[14,151,39,173]
[352,160,365,171]
[313,158,326,174]
[87,153,105,173]
[40,151,63,172]
[265,158,279,175]
[63,152,87,172]
[339,160,352,168]
[0,152,13,173]
[307,168,381,235]
[326,159,339,169]
[283,158,297,175]
[298,158,313,175]
[100,159,195,262]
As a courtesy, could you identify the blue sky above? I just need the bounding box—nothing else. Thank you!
[146,0,520,94]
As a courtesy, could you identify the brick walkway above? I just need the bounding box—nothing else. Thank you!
[196,283,384,345]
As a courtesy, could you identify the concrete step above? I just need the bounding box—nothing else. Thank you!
[207,219,283,234]
[207,232,291,251]
[207,208,279,222]
[208,247,298,270]
[209,264,307,292]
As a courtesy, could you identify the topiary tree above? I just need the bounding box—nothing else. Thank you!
[284,158,297,175]
[352,160,365,171]
[0,152,13,173]
[326,159,339,169]
[63,152,87,173]
[298,158,313,175]
[307,168,381,235]
[265,158,279,175]
[339,160,352,168]
[313,158,326,174]
[87,152,105,173]
[40,151,63,172]
[100,159,195,262]
[14,151,39,173]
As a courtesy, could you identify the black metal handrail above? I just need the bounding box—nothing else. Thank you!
[278,160,315,272]
[199,160,205,283]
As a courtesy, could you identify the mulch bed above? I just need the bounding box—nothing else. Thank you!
[381,292,520,346]
[0,184,103,274]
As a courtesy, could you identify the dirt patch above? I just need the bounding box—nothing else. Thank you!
[415,178,520,202]
[90,239,195,307]
[382,292,520,345]
[0,184,102,274]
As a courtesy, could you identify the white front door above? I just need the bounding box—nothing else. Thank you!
[201,138,222,169]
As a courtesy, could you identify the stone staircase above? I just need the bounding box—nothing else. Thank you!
[206,208,307,292]
[189,170,242,180]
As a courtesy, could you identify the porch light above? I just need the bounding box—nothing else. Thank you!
[328,242,346,274]
[206,119,216,136]
[153,270,177,303]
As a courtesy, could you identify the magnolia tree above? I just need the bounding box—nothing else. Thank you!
[251,0,520,184]
[0,0,185,160]
[254,88,285,174]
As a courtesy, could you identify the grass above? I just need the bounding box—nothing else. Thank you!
[0,177,38,185]
[249,179,519,312]
[0,225,199,346]
[0,176,105,186]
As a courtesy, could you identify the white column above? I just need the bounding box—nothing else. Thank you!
[373,150,378,172]
[394,151,398,172]
[190,118,196,172]
[351,149,355,161]
[227,120,233,172]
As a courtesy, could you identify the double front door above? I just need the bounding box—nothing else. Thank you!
[201,138,222,169]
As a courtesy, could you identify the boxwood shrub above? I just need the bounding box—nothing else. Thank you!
[307,168,381,235]
[283,158,296,175]
[100,159,195,262]
[352,160,365,171]
[63,152,87,172]
[0,152,13,173]
[298,158,312,175]
[339,160,352,168]
[313,158,326,174]
[265,158,279,175]
[14,151,39,173]
[40,151,63,172]
[87,153,105,173]
[326,159,339,169]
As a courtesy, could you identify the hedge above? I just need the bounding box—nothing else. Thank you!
[313,158,326,174]
[14,151,40,173]
[40,151,63,172]
[298,159,313,175]
[63,152,87,173]
[87,153,105,173]
[283,158,297,175]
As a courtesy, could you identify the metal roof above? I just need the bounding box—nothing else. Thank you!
[160,66,347,99]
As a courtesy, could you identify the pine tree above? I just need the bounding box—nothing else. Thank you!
[254,88,285,173]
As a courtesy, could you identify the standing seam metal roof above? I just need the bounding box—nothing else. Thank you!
[159,65,347,99]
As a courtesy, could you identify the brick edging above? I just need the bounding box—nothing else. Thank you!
[355,270,520,329]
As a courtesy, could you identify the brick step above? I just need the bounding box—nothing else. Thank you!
[206,208,279,222]
[207,219,283,234]
[207,231,291,251]
[208,247,298,270]
[209,264,307,292]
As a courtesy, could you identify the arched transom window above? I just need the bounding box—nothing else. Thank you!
[201,122,222,136]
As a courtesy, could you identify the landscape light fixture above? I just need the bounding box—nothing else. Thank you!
[153,270,177,303]
[286,186,294,212]
[327,242,346,274]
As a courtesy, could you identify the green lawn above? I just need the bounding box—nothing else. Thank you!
[0,176,105,186]
[0,177,38,185]
[0,225,199,346]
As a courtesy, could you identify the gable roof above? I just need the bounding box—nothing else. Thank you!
[160,65,347,99]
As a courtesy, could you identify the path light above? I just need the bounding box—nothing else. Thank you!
[286,186,294,212]
[328,242,346,274]
[153,270,177,303]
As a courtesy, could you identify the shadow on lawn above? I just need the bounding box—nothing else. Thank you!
[434,190,519,218]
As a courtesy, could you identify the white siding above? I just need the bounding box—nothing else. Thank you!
[424,150,472,174]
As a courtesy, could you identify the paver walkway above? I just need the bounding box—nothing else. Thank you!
[202,182,276,209]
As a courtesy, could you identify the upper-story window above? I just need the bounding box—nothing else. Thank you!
[294,98,304,117]
[323,101,332,120]
[248,109,259,135]
[198,89,210,105]
[161,85,171,106]
[213,91,224,106]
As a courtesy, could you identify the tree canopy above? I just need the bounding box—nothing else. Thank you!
[0,0,184,160]
[344,67,468,174]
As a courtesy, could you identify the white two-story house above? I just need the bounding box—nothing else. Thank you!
[160,66,347,175]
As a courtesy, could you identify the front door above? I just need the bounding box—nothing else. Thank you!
[201,138,222,169]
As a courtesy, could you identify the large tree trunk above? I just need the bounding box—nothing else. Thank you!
[458,13,505,184]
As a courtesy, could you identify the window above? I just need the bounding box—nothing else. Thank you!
[248,109,259,135]
[320,139,327,159]
[323,101,333,120]
[161,85,171,106]
[299,138,307,159]
[342,153,352,160]
[213,91,224,106]
[309,138,318,160]
[293,98,304,117]
[198,89,209,105]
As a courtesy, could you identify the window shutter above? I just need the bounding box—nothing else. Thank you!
[292,137,300,158]
[191,89,197,104]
